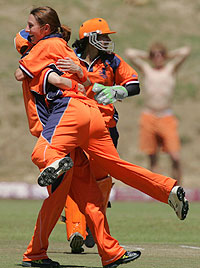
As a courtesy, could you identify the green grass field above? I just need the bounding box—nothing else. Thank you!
[0,200,199,268]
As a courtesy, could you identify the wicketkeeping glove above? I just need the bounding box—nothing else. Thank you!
[92,83,128,105]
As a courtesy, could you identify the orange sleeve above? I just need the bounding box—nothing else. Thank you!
[19,39,56,78]
[22,70,50,137]
[114,54,139,85]
[19,38,81,80]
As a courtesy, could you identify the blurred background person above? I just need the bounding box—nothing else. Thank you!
[125,43,191,185]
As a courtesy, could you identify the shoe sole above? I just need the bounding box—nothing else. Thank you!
[70,233,84,254]
[119,251,141,265]
[176,187,189,220]
[22,260,60,267]
[104,251,141,268]
[22,261,57,267]
[38,157,73,187]
[22,262,31,267]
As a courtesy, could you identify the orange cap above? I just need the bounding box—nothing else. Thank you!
[79,18,116,39]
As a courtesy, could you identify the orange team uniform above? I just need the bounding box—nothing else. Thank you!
[65,52,140,241]
[19,34,177,266]
[18,34,127,266]
[15,29,46,137]
[139,112,180,155]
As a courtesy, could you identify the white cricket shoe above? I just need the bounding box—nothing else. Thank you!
[38,157,73,187]
[168,186,189,220]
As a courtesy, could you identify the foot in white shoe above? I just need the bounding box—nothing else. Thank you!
[168,186,189,220]
[38,157,73,187]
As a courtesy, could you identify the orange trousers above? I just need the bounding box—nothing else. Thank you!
[65,134,114,241]
[30,97,176,265]
[32,97,176,204]
[23,148,126,266]
[65,175,113,240]
[139,113,180,155]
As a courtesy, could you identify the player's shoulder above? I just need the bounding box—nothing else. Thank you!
[104,52,122,67]
[39,36,64,47]
[113,53,123,60]
[106,52,121,61]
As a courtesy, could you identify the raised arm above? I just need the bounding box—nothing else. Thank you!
[124,48,149,72]
[167,46,191,72]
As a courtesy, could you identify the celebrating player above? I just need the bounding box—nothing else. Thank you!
[56,17,140,253]
[14,7,141,268]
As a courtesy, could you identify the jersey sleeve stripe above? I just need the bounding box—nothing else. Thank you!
[19,64,34,79]
[125,80,140,85]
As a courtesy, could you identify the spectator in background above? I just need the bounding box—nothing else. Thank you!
[125,43,191,185]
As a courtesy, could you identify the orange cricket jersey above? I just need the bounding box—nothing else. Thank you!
[77,52,139,127]
[19,36,80,81]
[22,69,50,137]
[15,30,49,137]
[19,35,97,107]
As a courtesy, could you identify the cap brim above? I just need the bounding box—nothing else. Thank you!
[106,31,116,34]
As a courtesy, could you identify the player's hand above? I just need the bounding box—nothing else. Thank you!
[78,83,86,95]
[56,57,81,74]
[92,83,128,105]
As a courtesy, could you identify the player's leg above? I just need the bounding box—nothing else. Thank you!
[64,170,112,251]
[31,98,90,173]
[65,194,86,253]
[161,115,182,185]
[22,154,74,266]
[85,126,118,248]
[31,99,92,254]
[32,99,114,254]
[89,124,119,213]
[65,149,113,252]
[96,176,113,214]
[84,175,113,249]
[69,148,141,267]
[83,106,188,220]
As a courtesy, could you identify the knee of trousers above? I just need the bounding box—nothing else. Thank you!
[97,176,113,211]
[31,148,46,171]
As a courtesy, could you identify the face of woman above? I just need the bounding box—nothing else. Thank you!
[25,14,47,44]
[97,34,111,47]
[98,34,111,42]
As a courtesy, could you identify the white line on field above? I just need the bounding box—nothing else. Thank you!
[121,245,145,251]
[180,245,200,250]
